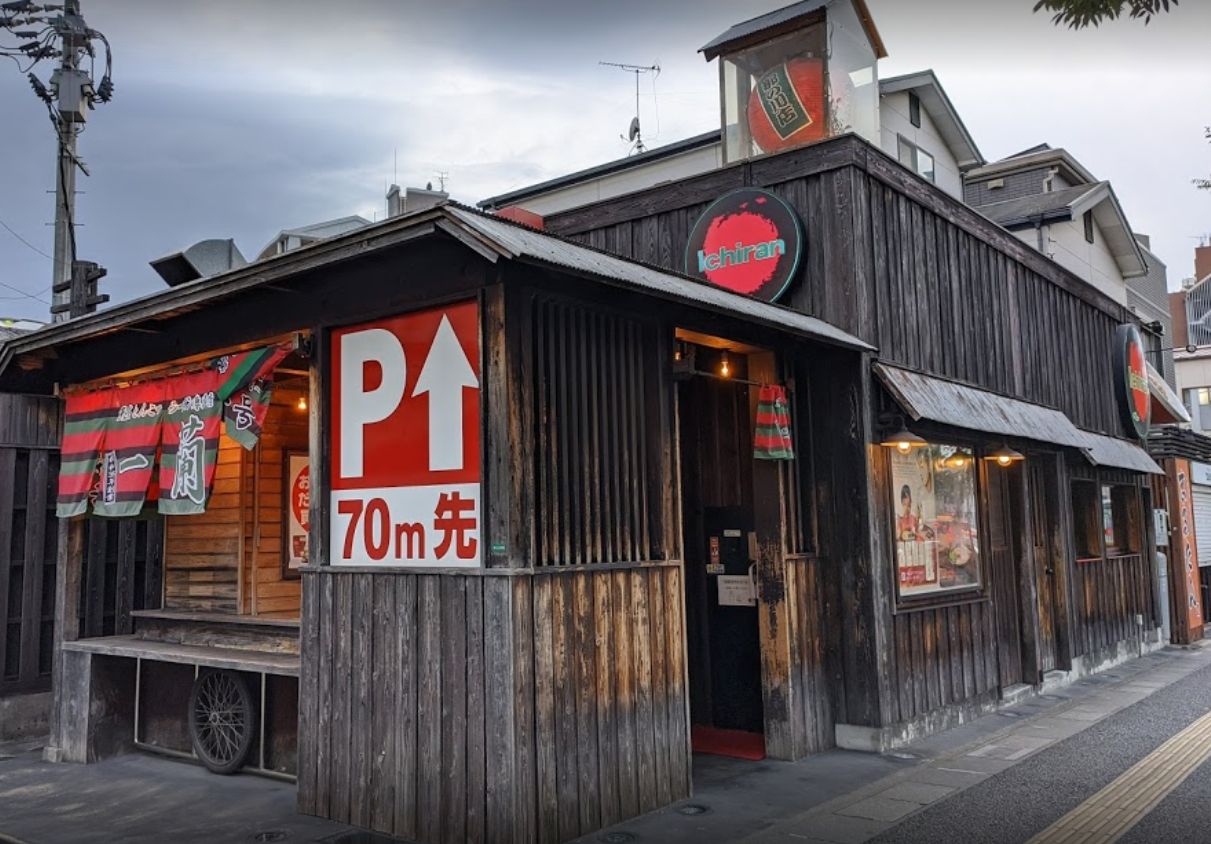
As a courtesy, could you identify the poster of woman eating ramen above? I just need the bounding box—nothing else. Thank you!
[890,443,981,597]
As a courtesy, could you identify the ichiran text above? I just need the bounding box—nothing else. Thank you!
[697,238,786,273]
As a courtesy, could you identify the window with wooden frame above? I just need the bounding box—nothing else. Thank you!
[1071,480,1102,560]
[1103,483,1142,556]
[532,296,666,566]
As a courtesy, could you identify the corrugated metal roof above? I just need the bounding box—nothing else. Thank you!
[874,363,1089,447]
[875,362,1162,474]
[1080,430,1163,475]
[447,205,872,352]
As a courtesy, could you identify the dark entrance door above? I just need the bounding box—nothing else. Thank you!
[987,464,1026,688]
[1029,460,1060,673]
[678,355,764,740]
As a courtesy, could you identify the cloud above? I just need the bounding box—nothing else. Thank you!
[0,0,1207,323]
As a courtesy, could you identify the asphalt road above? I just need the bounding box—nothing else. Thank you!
[872,661,1211,844]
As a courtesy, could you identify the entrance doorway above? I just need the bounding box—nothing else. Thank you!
[987,462,1028,688]
[677,333,766,759]
[1028,459,1062,672]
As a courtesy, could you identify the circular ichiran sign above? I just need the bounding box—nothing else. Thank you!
[1113,323,1151,439]
[684,188,803,302]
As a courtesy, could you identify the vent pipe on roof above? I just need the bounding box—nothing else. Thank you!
[149,239,247,287]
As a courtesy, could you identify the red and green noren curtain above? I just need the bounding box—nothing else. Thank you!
[56,342,293,518]
[754,384,795,461]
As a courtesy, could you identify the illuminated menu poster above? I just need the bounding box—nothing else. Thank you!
[890,445,981,597]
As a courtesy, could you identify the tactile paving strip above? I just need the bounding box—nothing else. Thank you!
[1027,708,1211,844]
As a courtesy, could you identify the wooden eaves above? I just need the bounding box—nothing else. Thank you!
[0,202,872,390]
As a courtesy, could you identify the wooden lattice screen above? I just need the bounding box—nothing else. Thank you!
[532,297,665,566]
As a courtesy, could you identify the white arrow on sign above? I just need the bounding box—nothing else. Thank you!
[412,314,479,471]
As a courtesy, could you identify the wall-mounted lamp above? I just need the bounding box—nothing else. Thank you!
[296,395,308,412]
[985,443,1025,467]
[880,425,927,454]
[719,351,731,378]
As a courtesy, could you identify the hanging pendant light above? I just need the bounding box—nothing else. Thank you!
[880,425,927,454]
[296,394,308,412]
[719,351,732,378]
[985,443,1025,467]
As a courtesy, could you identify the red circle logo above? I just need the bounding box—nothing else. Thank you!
[685,189,803,302]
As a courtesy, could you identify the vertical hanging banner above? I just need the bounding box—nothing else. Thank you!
[330,300,481,567]
[158,369,224,515]
[753,384,795,460]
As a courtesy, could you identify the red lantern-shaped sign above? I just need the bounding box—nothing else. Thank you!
[747,57,827,154]
[1113,323,1151,440]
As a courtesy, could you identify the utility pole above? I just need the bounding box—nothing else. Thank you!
[1,0,113,321]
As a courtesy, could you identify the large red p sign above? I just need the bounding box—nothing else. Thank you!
[329,301,481,567]
[339,328,406,479]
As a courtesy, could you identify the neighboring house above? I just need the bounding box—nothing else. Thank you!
[480,60,984,214]
[965,145,1148,308]
[1173,246,1211,430]
[0,318,44,342]
[256,215,372,261]
[1130,235,1175,387]
[878,70,983,200]
[1181,244,1211,345]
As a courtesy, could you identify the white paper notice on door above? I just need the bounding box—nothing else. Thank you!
[717,575,757,607]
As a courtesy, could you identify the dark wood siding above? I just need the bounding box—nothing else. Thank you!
[0,394,63,695]
[297,565,689,844]
[546,137,1132,439]
[532,297,666,566]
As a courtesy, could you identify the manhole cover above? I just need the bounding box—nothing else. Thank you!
[252,833,288,843]
[677,804,710,816]
[887,751,918,760]
[600,832,637,844]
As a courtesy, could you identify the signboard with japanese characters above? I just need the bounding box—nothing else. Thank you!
[286,452,310,572]
[330,301,481,567]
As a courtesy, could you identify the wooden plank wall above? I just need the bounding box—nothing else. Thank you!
[163,384,307,616]
[0,394,63,696]
[297,565,689,844]
[240,384,307,615]
[163,432,243,612]
[545,142,1133,440]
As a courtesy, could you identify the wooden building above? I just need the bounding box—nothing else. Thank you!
[0,2,1174,843]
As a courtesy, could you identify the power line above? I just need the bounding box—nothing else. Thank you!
[0,280,49,304]
[0,216,51,259]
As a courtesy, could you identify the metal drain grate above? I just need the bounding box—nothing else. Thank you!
[599,832,637,843]
[677,804,710,816]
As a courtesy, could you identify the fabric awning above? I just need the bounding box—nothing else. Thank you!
[1080,430,1164,475]
[1147,362,1190,425]
[873,363,1089,449]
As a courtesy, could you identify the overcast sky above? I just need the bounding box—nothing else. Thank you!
[0,0,1208,322]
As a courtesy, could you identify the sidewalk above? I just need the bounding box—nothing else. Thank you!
[580,642,1211,844]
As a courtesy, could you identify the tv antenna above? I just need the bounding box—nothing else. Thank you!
[600,60,659,154]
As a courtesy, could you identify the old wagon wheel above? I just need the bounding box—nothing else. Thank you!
[188,669,256,775]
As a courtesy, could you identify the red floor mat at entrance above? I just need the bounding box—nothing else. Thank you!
[691,725,766,761]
